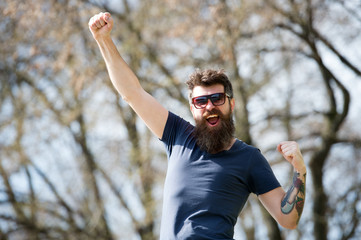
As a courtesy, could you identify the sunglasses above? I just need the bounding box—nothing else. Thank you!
[191,92,231,109]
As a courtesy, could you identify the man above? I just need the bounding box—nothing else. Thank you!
[89,12,306,239]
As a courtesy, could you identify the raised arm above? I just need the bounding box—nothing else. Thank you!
[258,141,306,229]
[88,12,168,139]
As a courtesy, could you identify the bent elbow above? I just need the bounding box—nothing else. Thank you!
[284,223,298,230]
[120,91,138,105]
[280,220,298,229]
[119,86,144,104]
[121,94,131,103]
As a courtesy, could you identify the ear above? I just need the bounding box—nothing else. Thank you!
[190,104,195,118]
[230,98,235,112]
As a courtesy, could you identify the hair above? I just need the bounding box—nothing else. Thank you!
[186,69,234,100]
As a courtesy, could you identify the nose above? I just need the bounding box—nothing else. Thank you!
[205,99,215,110]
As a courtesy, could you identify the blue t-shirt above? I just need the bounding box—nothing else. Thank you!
[160,112,280,240]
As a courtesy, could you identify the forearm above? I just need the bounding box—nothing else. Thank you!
[95,36,142,102]
[89,12,168,139]
[260,142,307,229]
[281,168,306,226]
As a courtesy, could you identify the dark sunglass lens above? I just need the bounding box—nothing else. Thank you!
[194,97,208,107]
[211,93,224,105]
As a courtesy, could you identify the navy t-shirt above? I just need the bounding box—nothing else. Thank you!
[160,112,280,239]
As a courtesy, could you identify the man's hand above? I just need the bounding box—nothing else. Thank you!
[88,12,113,40]
[277,141,306,174]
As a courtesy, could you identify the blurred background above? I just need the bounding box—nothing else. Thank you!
[0,0,360,239]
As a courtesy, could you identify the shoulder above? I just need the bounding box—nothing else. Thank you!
[161,111,194,144]
[232,140,261,156]
[165,112,194,133]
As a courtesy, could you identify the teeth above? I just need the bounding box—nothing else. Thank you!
[206,114,218,119]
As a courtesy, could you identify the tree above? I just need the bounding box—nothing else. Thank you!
[1,0,360,239]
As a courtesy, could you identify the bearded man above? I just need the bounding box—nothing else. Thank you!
[89,12,307,240]
[188,70,236,154]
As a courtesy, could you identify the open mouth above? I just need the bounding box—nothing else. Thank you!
[206,114,220,126]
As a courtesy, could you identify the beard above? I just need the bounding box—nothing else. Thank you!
[193,108,235,154]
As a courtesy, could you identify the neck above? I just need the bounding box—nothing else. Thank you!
[225,138,236,151]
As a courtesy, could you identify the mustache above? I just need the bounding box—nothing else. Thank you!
[203,109,223,118]
[202,108,231,121]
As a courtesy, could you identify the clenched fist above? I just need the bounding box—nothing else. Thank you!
[277,141,306,174]
[88,12,113,39]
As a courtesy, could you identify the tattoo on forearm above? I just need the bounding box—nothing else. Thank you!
[281,171,306,217]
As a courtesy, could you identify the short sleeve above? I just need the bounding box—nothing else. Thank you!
[160,111,194,156]
[248,149,281,195]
